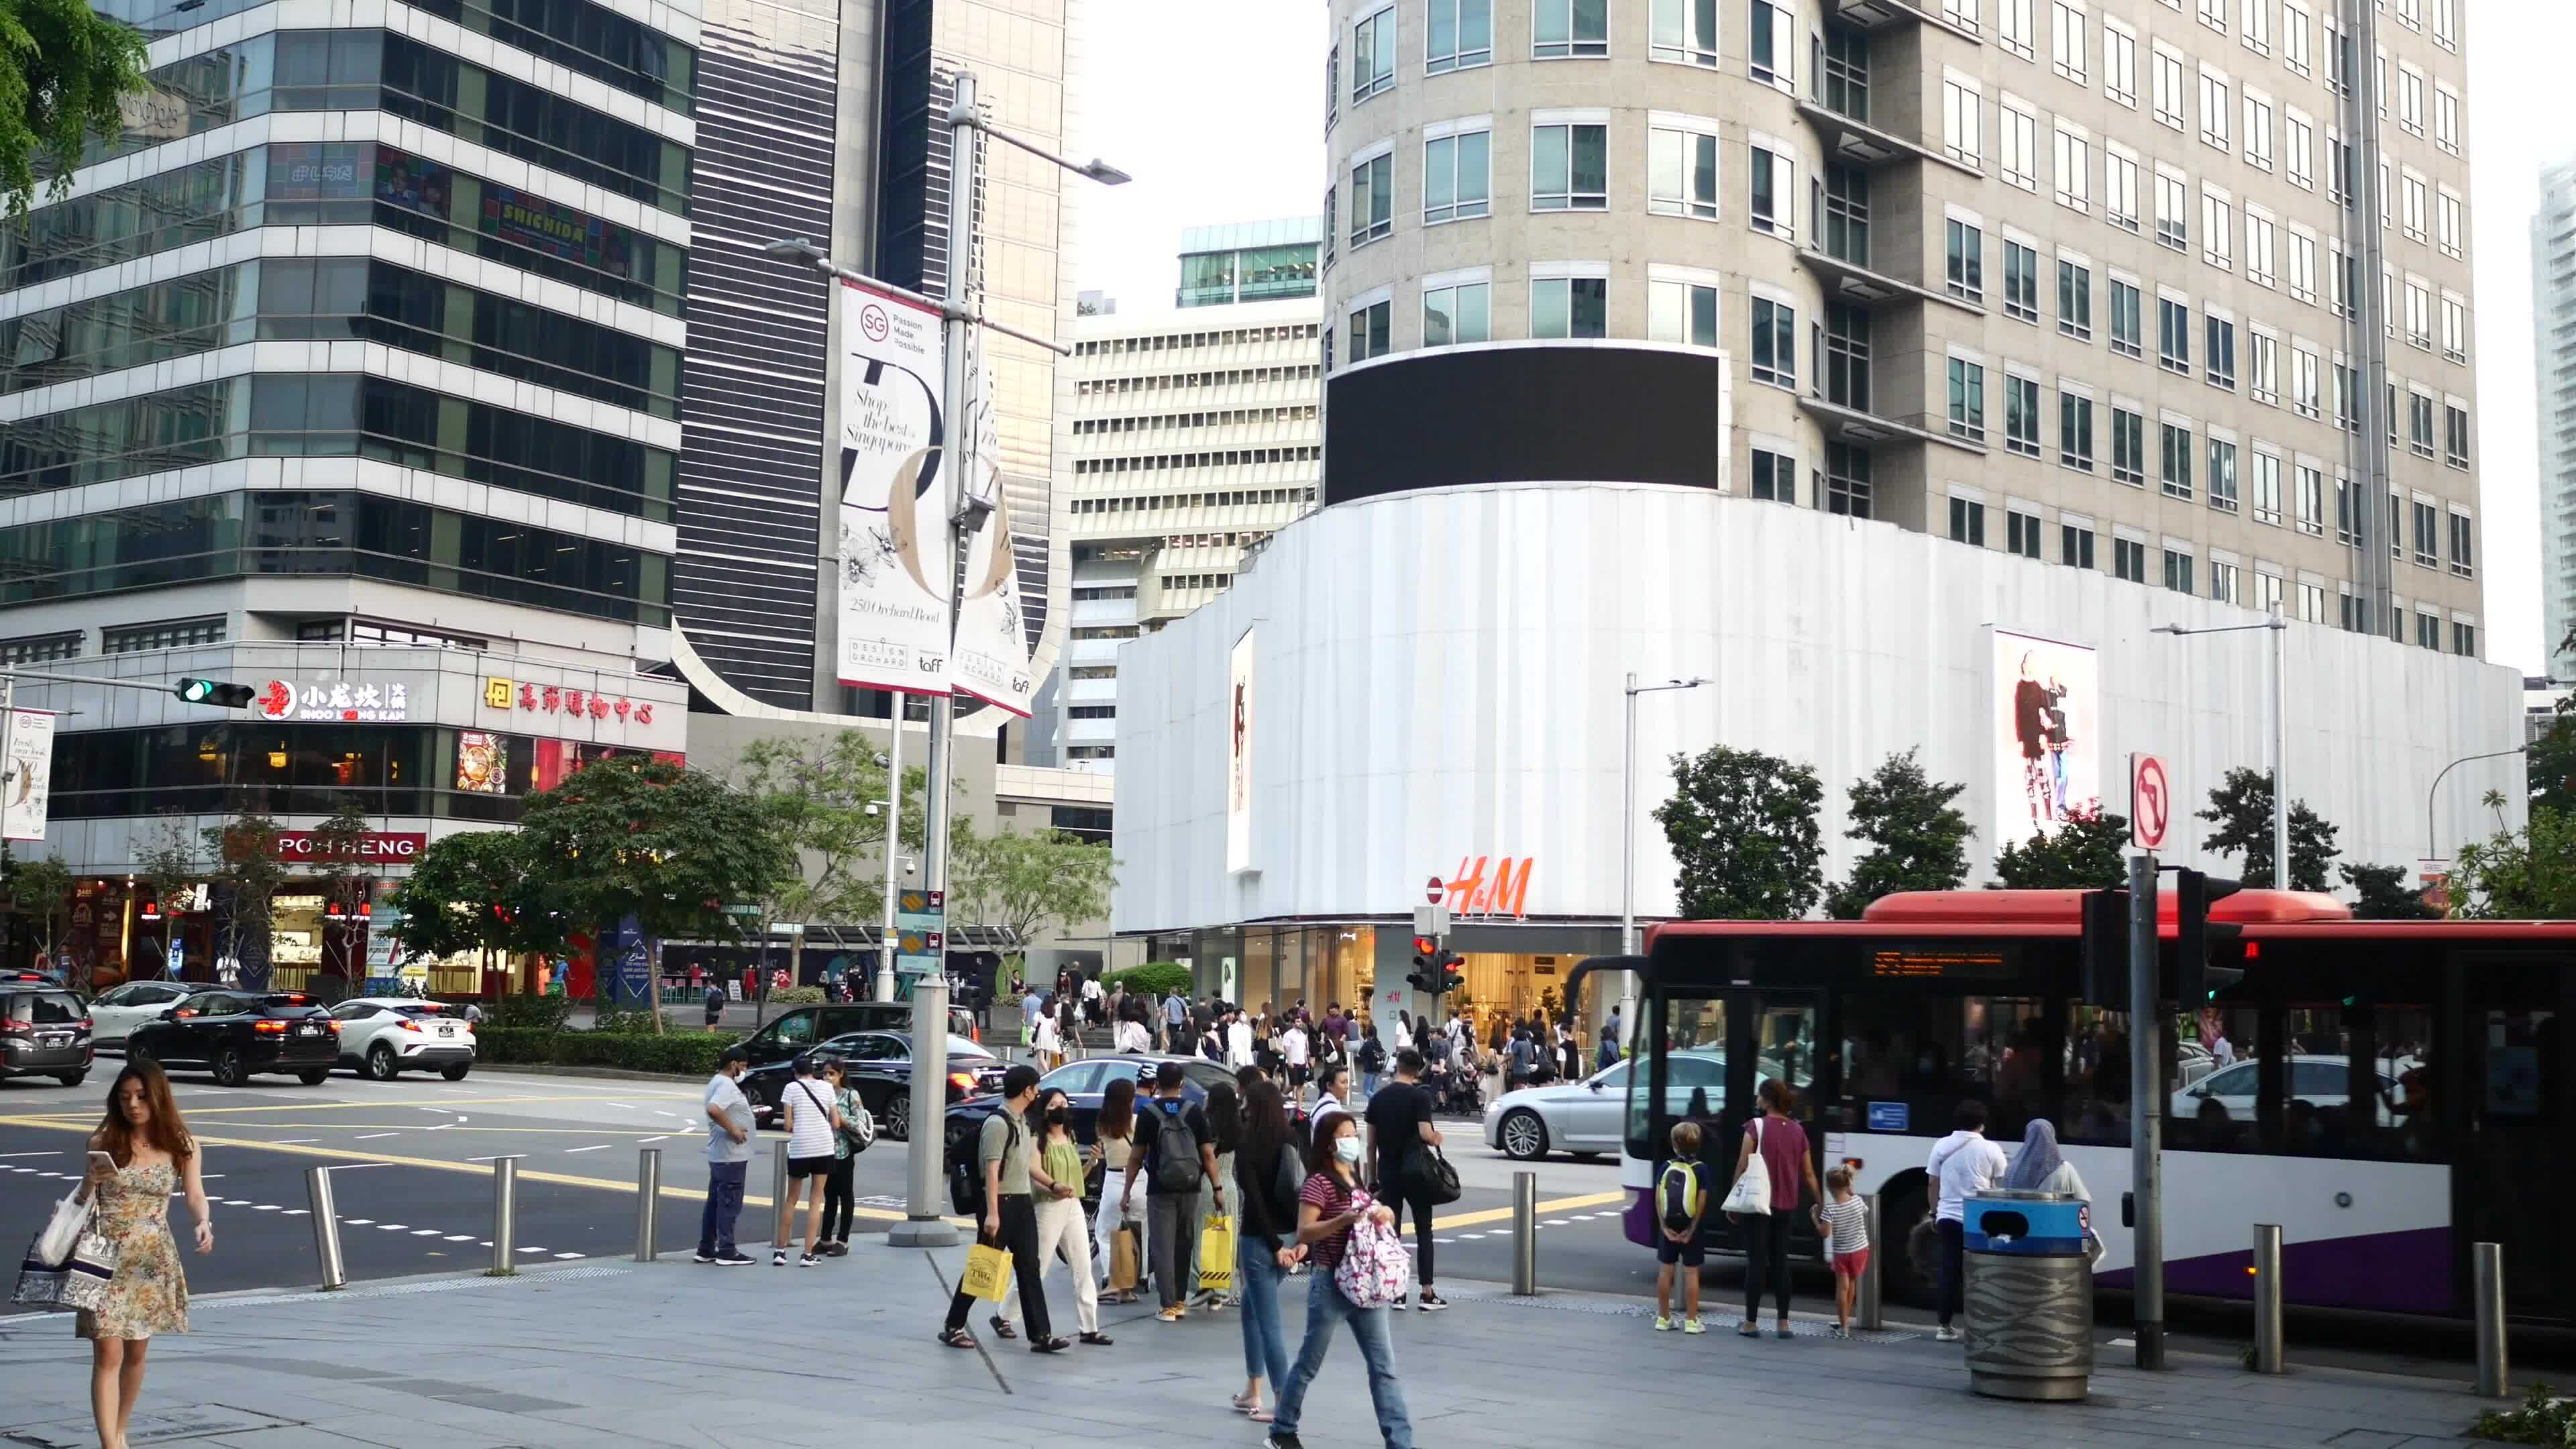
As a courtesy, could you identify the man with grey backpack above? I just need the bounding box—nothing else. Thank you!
[1122,1060,1223,1322]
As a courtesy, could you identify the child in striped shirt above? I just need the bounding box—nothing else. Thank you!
[1814,1165,1870,1339]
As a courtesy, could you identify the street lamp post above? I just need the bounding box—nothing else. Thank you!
[1620,674,1705,1047]
[2426,745,2529,863]
[761,70,1126,1248]
[2153,610,2290,888]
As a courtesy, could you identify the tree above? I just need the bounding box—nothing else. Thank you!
[134,815,200,980]
[1989,805,2133,890]
[1823,749,1974,920]
[2447,804,2576,920]
[5,854,72,975]
[1652,746,1825,920]
[386,830,567,984]
[2196,767,2340,891]
[1,0,150,215]
[946,819,1116,949]
[734,735,927,961]
[516,754,792,1023]
[305,797,377,985]
[2530,713,2576,818]
[2340,861,2438,920]
[202,811,288,987]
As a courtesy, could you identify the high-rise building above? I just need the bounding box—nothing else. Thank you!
[1027,219,1324,771]
[2539,161,2576,677]
[1319,0,2481,648]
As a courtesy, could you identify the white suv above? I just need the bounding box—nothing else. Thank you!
[331,999,476,1081]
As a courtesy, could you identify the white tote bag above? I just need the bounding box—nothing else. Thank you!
[1719,1118,1772,1217]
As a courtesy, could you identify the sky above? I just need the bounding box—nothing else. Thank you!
[1069,1,2564,677]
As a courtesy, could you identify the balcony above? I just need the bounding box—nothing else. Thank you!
[1796,100,1982,179]
[1799,248,1985,316]
[1798,394,1986,455]
[1827,0,1983,43]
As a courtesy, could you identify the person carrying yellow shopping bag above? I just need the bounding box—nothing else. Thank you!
[961,1242,1014,1301]
[1198,1212,1236,1295]
[938,1066,1069,1354]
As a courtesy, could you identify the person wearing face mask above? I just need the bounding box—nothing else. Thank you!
[1267,1112,1411,1449]
[1026,1088,1113,1346]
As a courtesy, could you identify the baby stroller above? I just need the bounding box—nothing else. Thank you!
[1432,1052,1483,1116]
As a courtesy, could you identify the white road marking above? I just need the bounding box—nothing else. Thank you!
[425,1123,455,1131]
[517,1246,545,1254]
[282,1210,308,1216]
[0,1150,62,1159]
[272,1139,318,1145]
[553,1252,585,1260]
[443,1234,474,1242]
[563,1144,610,1154]
[345,1219,374,1225]
[377,1224,409,1231]
[1543,1218,1570,1226]
[252,1204,280,1212]
[222,1199,250,1206]
[354,1133,398,1140]
[637,1136,669,1144]
[1458,1232,1487,1240]
[653,1110,682,1119]
[411,1228,441,1236]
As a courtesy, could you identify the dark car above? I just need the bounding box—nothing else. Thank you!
[732,1002,982,1073]
[0,976,91,1086]
[124,990,339,1086]
[741,1030,1004,1140]
[943,1055,1240,1214]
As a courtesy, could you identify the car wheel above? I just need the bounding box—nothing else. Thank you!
[56,1071,87,1088]
[1499,1108,1550,1161]
[298,1069,329,1085]
[883,1089,911,1142]
[211,1046,248,1087]
[366,1042,399,1081]
[441,1062,472,1081]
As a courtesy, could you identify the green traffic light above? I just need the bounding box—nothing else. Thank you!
[172,678,255,708]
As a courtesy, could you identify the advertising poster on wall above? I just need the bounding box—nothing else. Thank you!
[951,343,1037,716]
[1991,629,2102,850]
[1227,629,1254,873]
[455,731,508,794]
[2,709,56,841]
[834,280,952,696]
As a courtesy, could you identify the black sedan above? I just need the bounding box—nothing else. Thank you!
[125,991,339,1086]
[741,1030,1004,1140]
[943,1055,1242,1211]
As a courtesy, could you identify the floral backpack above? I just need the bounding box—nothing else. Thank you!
[1332,1188,1411,1308]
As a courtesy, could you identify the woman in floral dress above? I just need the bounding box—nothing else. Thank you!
[81,1061,212,1449]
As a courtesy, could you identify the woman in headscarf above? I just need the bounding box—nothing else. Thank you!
[2003,1118,2087,1199]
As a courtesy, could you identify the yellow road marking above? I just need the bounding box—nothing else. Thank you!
[12,1093,688,1124]
[0,1112,965,1226]
[1432,1190,1627,1231]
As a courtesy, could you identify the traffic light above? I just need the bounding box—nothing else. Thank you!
[1436,949,1464,996]
[1407,936,1438,994]
[2174,868,2245,1004]
[174,678,256,708]
[2080,888,2129,1005]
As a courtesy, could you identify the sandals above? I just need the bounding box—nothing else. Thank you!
[1080,1331,1115,1346]
[936,1328,978,1350]
[1232,1393,1262,1413]
[1248,1409,1275,1424]
[989,1315,1019,1341]
[1030,1336,1072,1354]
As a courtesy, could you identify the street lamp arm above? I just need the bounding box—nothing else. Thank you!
[2426,745,2530,861]
[953,105,1132,186]
[2153,621,2288,637]
[759,239,1073,358]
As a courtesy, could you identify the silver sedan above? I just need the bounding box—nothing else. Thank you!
[1483,1050,1733,1161]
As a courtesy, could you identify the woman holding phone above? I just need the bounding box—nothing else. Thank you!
[83,1060,210,1449]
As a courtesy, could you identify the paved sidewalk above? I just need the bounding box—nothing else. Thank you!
[0,1250,2507,1449]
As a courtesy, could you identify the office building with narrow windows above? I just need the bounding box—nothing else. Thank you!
[2537,160,2576,678]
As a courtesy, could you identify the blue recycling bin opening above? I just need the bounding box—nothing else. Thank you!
[1964,1192,2089,1254]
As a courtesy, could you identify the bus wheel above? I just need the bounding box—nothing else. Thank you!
[1884,1185,1938,1307]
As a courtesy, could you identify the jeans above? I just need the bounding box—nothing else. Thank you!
[1274,1270,1413,1448]
[1743,1207,1795,1321]
[1147,1189,1200,1309]
[1236,1242,1292,1397]
[819,1155,855,1242]
[698,1159,747,1256]
[1358,1069,1379,1102]
[1937,1218,1966,1327]
[945,1193,1053,1340]
[1386,1188,1435,1289]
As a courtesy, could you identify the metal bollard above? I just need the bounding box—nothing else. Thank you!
[634,1148,662,1262]
[1511,1171,1538,1295]
[489,1156,521,1275]
[1856,1193,1884,1330]
[2473,1240,2508,1397]
[770,1138,790,1245]
[2251,1223,2284,1374]
[306,1165,345,1291]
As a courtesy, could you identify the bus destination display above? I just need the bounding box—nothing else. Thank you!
[1872,947,2010,978]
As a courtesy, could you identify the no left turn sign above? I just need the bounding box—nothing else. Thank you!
[2130,753,2172,851]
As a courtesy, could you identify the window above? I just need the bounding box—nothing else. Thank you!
[1949,495,1988,544]
[1946,219,1985,303]
[2449,511,2473,576]
[1747,0,1794,83]
[2453,621,2475,656]
[0,631,80,665]
[2445,404,2469,468]
[2053,1,2087,82]
[2327,133,2350,207]
[1948,357,1987,442]
[1531,276,1607,338]
[2253,569,2284,615]
[1652,0,1719,66]
[2153,48,2186,129]
[1326,44,1338,131]
[2441,295,2467,364]
[2057,260,2092,339]
[2104,23,2136,106]
[2249,449,2282,524]
[103,616,226,652]
[2404,280,2431,350]
[1825,305,1872,408]
[2434,0,2455,48]
[1943,79,1983,166]
[1997,0,2033,57]
[2282,0,2311,74]
[2163,548,2195,594]
[2156,170,2188,251]
[1421,280,1489,345]
[2109,279,2143,358]
[2398,64,2424,136]
[1349,151,1393,245]
[2208,435,2239,512]
[1823,164,1870,262]
[2000,103,2037,191]
[2332,475,2357,545]
[1646,123,1717,220]
[1534,0,1608,57]
[1944,0,1978,34]
[2287,229,2317,303]
[2200,69,2231,150]
[1423,128,1491,225]
[2292,341,2321,418]
[1322,185,1335,269]
[2285,111,2312,189]
[2402,173,2428,243]
[1648,276,1720,347]
[1346,299,1391,362]
[1353,7,1396,101]
[2061,523,2095,568]
[2296,580,2325,623]
[2202,189,2232,270]
[2244,93,2273,170]
[2060,391,2095,470]
[1752,297,1796,386]
[2105,147,2139,232]
[2110,406,2145,484]
[2205,314,2236,390]
[1532,121,1607,209]
[2245,212,2276,288]
[2114,535,2147,582]
[2435,85,2459,154]
[2003,241,2039,322]
[1750,447,1796,503]
[2053,126,2090,211]
[1426,0,1493,72]
[2249,330,2279,405]
[2198,0,2226,30]
[1748,144,1794,237]
[2160,420,2194,498]
[2294,463,2324,535]
[2411,498,2438,566]
[2157,295,2191,375]
[1827,442,1872,517]
[2417,612,2442,651]
[2004,374,2041,456]
[2241,0,2269,52]
[2437,191,2463,260]
[2006,507,2043,558]
[2209,557,2239,604]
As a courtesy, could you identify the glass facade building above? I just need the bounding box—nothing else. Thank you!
[1175,217,1324,309]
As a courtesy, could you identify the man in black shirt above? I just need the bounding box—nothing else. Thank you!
[1122,1059,1222,1321]
[1362,1049,1446,1311]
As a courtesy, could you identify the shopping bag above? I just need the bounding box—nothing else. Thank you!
[1108,1225,1140,1293]
[1719,1118,1772,1218]
[960,1242,1013,1302]
[13,1218,116,1313]
[30,1188,89,1267]
[1197,1214,1236,1294]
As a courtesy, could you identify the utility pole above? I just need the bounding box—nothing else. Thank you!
[877,704,904,1004]
[2127,853,2165,1370]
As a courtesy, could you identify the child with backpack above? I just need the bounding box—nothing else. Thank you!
[1653,1120,1708,1333]
[1815,1164,1871,1338]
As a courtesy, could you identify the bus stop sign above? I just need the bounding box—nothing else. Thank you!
[2130,753,2171,850]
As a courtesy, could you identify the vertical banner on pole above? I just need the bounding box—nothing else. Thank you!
[951,339,1037,717]
[835,280,952,696]
[2,708,56,841]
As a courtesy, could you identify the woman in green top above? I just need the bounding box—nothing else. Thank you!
[1026,1088,1111,1344]
[816,1060,866,1256]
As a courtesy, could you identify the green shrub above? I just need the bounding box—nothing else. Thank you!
[590,1007,682,1034]
[2471,1383,2575,1444]
[488,994,575,1032]
[470,1026,557,1064]
[1105,961,1191,997]
[769,986,826,1006]
[468,1025,731,1075]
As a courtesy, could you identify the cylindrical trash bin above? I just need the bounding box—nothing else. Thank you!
[1961,1189,2093,1402]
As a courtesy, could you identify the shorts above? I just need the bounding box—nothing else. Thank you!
[1656,1234,1705,1267]
[788,1154,833,1179]
[1831,1247,1872,1281]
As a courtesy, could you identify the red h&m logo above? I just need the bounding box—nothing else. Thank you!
[1444,855,1534,920]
